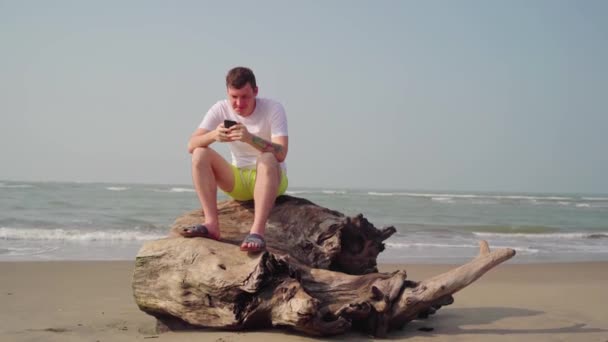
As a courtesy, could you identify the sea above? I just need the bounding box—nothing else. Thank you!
[1,180,608,264]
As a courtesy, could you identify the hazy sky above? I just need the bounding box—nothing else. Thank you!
[1,0,607,193]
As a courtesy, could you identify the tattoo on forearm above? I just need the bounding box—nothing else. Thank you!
[251,135,283,155]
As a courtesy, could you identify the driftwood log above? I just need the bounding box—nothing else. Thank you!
[132,195,515,337]
[168,196,396,275]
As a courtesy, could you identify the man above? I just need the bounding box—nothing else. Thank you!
[181,67,288,252]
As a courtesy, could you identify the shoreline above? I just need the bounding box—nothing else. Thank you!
[1,260,607,341]
[3,237,608,264]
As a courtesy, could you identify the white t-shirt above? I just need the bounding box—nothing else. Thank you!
[199,98,288,170]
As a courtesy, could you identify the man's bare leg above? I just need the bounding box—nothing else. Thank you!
[242,152,281,249]
[189,147,234,239]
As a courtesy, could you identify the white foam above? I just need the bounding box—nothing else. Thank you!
[401,192,492,199]
[0,183,33,189]
[321,190,347,195]
[582,197,608,201]
[402,192,459,198]
[285,190,311,195]
[2,245,61,256]
[387,242,477,249]
[472,231,608,239]
[433,194,477,199]
[170,187,195,193]
[576,203,591,208]
[495,246,540,254]
[368,192,395,196]
[287,189,349,195]
[391,192,574,201]
[491,195,570,201]
[431,197,454,203]
[153,187,195,193]
[0,227,165,241]
[366,192,573,203]
[106,186,129,191]
[386,242,540,255]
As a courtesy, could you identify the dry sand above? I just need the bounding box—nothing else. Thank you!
[1,260,607,341]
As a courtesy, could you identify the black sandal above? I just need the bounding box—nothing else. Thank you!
[240,233,266,252]
[180,224,219,240]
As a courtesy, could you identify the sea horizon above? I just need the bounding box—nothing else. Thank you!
[3,177,608,196]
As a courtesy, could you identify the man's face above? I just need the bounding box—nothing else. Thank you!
[227,83,258,116]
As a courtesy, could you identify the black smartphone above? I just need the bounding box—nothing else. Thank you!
[224,120,237,129]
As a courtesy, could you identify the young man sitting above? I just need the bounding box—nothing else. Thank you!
[182,67,289,252]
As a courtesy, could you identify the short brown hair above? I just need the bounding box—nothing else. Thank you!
[226,67,257,89]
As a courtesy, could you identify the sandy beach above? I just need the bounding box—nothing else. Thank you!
[1,260,607,341]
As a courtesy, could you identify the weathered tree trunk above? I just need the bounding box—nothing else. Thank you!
[133,196,516,337]
[169,196,396,275]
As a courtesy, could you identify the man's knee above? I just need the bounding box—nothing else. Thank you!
[256,152,279,168]
[192,147,214,166]
[255,153,280,184]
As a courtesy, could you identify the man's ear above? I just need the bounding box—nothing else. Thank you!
[253,87,259,96]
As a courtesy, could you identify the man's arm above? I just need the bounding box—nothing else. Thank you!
[188,129,213,154]
[248,135,289,162]
[224,123,288,162]
[187,124,231,154]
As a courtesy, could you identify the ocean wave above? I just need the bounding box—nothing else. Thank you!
[472,232,608,240]
[321,190,347,195]
[463,225,559,234]
[0,183,34,189]
[431,197,454,203]
[383,192,576,202]
[530,201,605,208]
[364,191,608,208]
[0,227,165,241]
[152,187,196,193]
[0,245,61,257]
[106,186,129,191]
[169,187,195,193]
[386,242,539,254]
[484,195,571,201]
[581,197,608,201]
[285,190,312,195]
[285,190,348,195]
[387,242,477,249]
[368,192,396,196]
[413,193,479,199]
[492,245,540,254]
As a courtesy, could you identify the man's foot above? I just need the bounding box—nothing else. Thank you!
[180,224,220,240]
[240,233,266,252]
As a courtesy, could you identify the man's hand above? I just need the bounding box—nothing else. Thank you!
[223,122,288,162]
[226,123,252,143]
[215,122,233,142]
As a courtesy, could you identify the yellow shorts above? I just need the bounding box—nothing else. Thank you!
[224,165,288,201]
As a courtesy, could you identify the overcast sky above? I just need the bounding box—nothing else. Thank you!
[1,0,607,193]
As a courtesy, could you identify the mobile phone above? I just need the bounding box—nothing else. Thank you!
[224,120,237,129]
